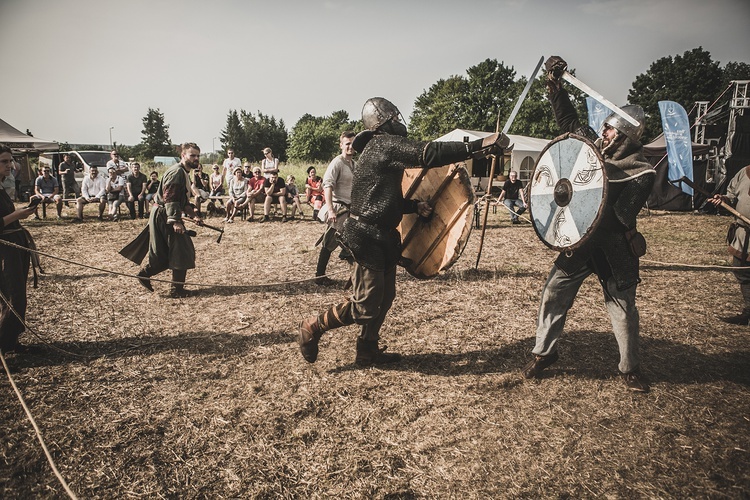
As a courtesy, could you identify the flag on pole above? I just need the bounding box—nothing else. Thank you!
[658,100,694,196]
[586,97,612,135]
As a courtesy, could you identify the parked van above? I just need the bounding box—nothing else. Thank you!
[38,150,119,190]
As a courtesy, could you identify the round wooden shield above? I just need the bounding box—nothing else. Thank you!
[398,163,475,279]
[529,134,607,252]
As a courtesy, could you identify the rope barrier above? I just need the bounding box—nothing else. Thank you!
[1,299,78,499]
[0,237,349,289]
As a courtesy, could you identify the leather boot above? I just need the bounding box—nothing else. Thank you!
[521,351,559,379]
[298,301,354,363]
[137,265,155,292]
[169,269,197,298]
[355,338,402,366]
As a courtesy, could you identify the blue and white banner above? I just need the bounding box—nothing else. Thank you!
[586,97,612,135]
[658,100,694,196]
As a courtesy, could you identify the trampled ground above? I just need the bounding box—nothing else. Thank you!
[1,205,748,498]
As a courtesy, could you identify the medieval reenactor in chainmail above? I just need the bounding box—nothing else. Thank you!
[298,97,511,366]
[135,142,203,298]
[521,56,656,392]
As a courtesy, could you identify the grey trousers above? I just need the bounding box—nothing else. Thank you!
[731,257,750,311]
[532,264,641,374]
[350,262,397,342]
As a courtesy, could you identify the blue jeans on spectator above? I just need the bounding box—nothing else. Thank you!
[503,198,526,221]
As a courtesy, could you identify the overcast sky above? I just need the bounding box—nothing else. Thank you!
[2,0,748,152]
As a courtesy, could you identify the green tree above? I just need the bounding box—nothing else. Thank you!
[628,47,724,142]
[138,108,173,159]
[721,61,750,89]
[408,58,561,141]
[240,111,289,162]
[409,76,469,140]
[288,111,358,162]
[220,110,244,157]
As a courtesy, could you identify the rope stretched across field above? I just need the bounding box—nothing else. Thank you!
[0,237,348,289]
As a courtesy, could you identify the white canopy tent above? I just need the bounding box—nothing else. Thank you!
[1,117,58,197]
[0,118,58,152]
[434,128,549,182]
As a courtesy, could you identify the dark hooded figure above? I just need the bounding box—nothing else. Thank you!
[0,144,36,353]
[521,56,655,392]
[298,97,511,366]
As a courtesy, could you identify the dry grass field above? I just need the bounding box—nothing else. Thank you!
[1,203,748,498]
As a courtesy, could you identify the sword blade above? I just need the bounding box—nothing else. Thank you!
[502,56,545,135]
[561,71,640,128]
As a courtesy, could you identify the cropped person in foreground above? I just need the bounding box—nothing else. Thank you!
[708,166,750,325]
[0,144,37,353]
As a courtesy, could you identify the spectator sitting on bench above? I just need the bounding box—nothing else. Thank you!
[31,165,63,219]
[246,166,265,222]
[105,166,126,221]
[74,165,107,222]
[126,162,148,219]
[225,167,249,223]
[208,164,224,207]
[191,163,210,216]
[145,171,160,207]
[305,166,325,220]
[262,171,288,222]
[285,174,304,220]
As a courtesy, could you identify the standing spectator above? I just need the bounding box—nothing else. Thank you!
[242,161,253,179]
[497,170,526,224]
[135,142,203,298]
[261,147,279,179]
[58,153,81,199]
[126,162,148,219]
[1,159,16,199]
[105,166,126,221]
[225,167,249,223]
[145,171,160,207]
[12,158,22,201]
[222,149,241,189]
[262,171,288,222]
[305,166,325,219]
[315,131,355,285]
[31,165,63,219]
[191,163,210,216]
[285,175,304,219]
[0,144,36,353]
[106,150,129,181]
[246,166,265,222]
[74,165,107,221]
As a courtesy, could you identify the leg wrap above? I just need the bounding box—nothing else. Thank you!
[318,301,354,331]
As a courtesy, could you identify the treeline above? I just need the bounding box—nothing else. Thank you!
[116,47,750,164]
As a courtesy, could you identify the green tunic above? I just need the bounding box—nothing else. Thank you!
[147,163,195,271]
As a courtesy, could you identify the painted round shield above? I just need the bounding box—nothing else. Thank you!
[529,133,607,252]
[398,163,475,279]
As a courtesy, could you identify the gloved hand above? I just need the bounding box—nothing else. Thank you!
[544,56,567,92]
[483,132,512,150]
